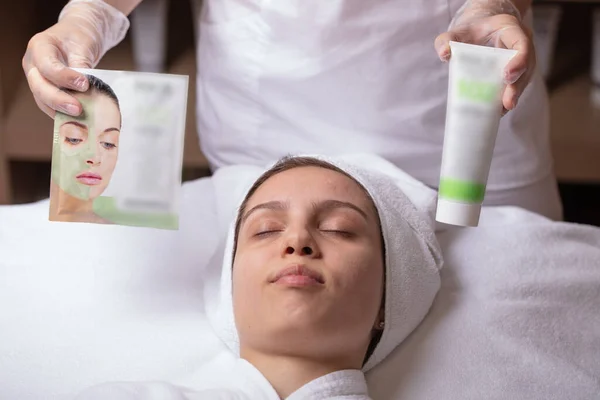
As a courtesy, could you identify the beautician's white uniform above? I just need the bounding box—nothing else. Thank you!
[192,0,562,220]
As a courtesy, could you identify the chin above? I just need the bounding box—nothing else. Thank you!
[90,187,107,200]
[280,295,328,318]
[276,311,327,336]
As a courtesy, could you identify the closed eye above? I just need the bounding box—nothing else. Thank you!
[322,230,354,238]
[255,230,282,238]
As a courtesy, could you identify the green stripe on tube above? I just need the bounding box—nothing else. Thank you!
[439,178,486,203]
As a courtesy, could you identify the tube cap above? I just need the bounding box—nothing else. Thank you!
[435,198,481,227]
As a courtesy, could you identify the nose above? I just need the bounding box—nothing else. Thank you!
[85,147,101,166]
[285,246,314,256]
[282,225,320,258]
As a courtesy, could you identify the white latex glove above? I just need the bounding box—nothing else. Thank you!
[434,0,535,114]
[22,0,130,118]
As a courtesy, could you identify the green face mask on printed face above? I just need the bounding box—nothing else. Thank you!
[51,93,121,202]
[52,97,96,201]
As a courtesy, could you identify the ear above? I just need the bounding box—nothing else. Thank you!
[373,308,385,331]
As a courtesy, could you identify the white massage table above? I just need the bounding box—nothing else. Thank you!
[1,165,599,399]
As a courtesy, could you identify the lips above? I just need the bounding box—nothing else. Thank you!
[271,264,325,286]
[76,172,102,186]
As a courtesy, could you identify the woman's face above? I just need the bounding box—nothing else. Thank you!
[233,166,384,366]
[51,91,121,201]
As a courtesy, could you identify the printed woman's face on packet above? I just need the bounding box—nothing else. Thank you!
[52,88,121,202]
[49,69,188,230]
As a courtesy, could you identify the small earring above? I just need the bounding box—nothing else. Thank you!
[378,320,385,330]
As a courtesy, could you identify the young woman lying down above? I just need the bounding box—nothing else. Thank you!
[75,155,443,399]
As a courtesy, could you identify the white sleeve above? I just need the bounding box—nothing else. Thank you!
[75,382,261,400]
[74,382,189,400]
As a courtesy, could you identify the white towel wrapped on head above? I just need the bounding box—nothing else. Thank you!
[205,153,444,372]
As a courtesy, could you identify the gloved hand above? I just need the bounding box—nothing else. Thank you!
[434,0,535,114]
[22,0,130,118]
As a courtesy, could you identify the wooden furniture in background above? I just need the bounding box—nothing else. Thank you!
[550,76,600,182]
[540,0,600,182]
[0,0,36,204]
[0,69,11,205]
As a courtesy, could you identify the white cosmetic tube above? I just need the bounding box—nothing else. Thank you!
[436,41,517,227]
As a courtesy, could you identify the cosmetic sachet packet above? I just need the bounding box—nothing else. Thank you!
[49,68,188,230]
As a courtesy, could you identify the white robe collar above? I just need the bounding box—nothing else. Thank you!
[287,369,370,400]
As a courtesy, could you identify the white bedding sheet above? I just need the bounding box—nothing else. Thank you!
[369,207,600,399]
[1,169,599,399]
[0,179,226,399]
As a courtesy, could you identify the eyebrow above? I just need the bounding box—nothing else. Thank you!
[242,200,289,223]
[241,199,368,223]
[61,121,119,133]
[61,121,87,130]
[314,199,368,220]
